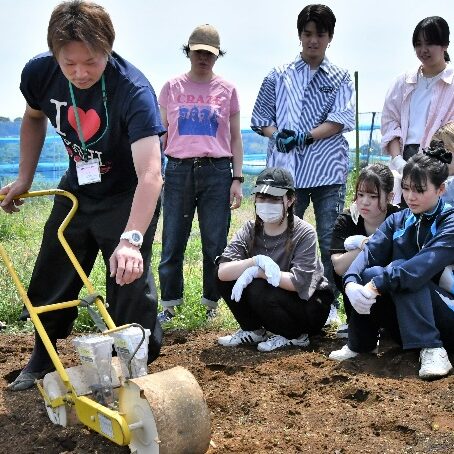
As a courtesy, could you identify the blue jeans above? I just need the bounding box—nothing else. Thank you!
[348,261,454,352]
[295,184,346,293]
[159,157,232,309]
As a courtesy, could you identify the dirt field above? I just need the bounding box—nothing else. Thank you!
[2,329,454,453]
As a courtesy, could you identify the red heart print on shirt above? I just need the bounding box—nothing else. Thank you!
[68,106,101,142]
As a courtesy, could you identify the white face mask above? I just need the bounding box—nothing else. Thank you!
[256,202,283,223]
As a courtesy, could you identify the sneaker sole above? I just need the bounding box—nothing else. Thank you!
[218,337,267,348]
[419,366,453,380]
[218,342,260,347]
[258,340,310,353]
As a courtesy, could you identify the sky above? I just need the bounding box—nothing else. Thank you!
[1,0,453,128]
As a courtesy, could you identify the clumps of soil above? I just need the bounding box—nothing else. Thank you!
[2,330,454,453]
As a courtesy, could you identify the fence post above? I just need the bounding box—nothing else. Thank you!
[354,71,359,184]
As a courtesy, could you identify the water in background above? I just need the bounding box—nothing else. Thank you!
[0,113,388,185]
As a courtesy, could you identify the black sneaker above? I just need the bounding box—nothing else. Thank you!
[157,309,174,324]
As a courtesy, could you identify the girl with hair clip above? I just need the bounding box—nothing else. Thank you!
[382,16,454,204]
[432,122,454,205]
[330,164,400,338]
[216,167,333,352]
[329,143,454,380]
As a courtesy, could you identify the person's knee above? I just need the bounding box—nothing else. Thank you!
[216,274,235,301]
[306,289,333,334]
[243,279,279,307]
[243,279,270,298]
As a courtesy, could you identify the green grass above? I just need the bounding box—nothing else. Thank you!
[0,173,356,333]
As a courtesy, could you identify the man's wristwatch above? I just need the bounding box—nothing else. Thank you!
[304,132,314,146]
[120,230,143,248]
[232,176,244,183]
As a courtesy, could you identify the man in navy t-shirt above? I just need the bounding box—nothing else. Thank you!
[0,0,165,391]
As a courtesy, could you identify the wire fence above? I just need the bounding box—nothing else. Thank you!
[0,113,387,185]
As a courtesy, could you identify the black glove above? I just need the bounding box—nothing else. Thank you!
[272,129,297,153]
[294,131,308,147]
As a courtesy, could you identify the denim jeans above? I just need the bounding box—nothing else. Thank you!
[348,261,454,352]
[295,184,346,292]
[159,157,232,309]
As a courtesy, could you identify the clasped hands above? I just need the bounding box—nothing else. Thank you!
[272,129,307,153]
[345,281,379,315]
[231,255,281,302]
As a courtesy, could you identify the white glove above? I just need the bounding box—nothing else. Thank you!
[344,235,368,251]
[253,254,281,287]
[439,266,454,294]
[345,282,377,315]
[231,266,259,302]
[389,155,406,173]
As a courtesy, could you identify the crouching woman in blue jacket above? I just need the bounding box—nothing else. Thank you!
[329,142,454,379]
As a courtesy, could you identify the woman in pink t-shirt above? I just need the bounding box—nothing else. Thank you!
[157,24,244,323]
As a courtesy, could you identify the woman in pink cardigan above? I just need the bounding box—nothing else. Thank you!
[381,16,454,203]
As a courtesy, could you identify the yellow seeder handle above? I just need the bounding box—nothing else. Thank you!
[0,190,117,388]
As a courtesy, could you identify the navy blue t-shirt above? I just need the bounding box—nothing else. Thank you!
[20,51,165,198]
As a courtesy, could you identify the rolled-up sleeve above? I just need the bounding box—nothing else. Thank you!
[250,70,277,135]
[326,72,355,133]
[216,223,252,264]
[343,218,395,287]
[381,76,405,153]
[289,226,326,301]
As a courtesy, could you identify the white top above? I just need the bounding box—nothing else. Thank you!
[406,74,435,144]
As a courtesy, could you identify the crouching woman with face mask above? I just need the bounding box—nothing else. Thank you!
[216,167,333,352]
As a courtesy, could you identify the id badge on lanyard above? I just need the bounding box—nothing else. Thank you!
[69,75,109,186]
[76,159,102,185]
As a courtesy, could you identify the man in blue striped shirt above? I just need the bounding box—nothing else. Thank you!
[251,4,355,324]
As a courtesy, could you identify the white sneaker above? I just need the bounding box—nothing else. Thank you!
[329,344,378,361]
[218,329,267,347]
[419,347,453,379]
[257,333,310,352]
[325,305,342,326]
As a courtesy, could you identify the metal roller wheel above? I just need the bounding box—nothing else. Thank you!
[42,372,73,427]
[120,366,211,454]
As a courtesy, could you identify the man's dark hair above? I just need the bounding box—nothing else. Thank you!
[297,4,336,38]
[47,0,115,57]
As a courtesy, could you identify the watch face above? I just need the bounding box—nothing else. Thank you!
[131,232,141,242]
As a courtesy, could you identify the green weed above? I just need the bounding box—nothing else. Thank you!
[0,174,355,332]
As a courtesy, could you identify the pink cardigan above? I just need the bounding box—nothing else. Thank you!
[381,64,454,153]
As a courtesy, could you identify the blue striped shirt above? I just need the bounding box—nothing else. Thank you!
[251,56,355,188]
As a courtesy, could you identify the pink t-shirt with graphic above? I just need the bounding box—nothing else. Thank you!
[159,74,240,158]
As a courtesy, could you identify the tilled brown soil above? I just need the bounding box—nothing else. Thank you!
[2,329,454,453]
